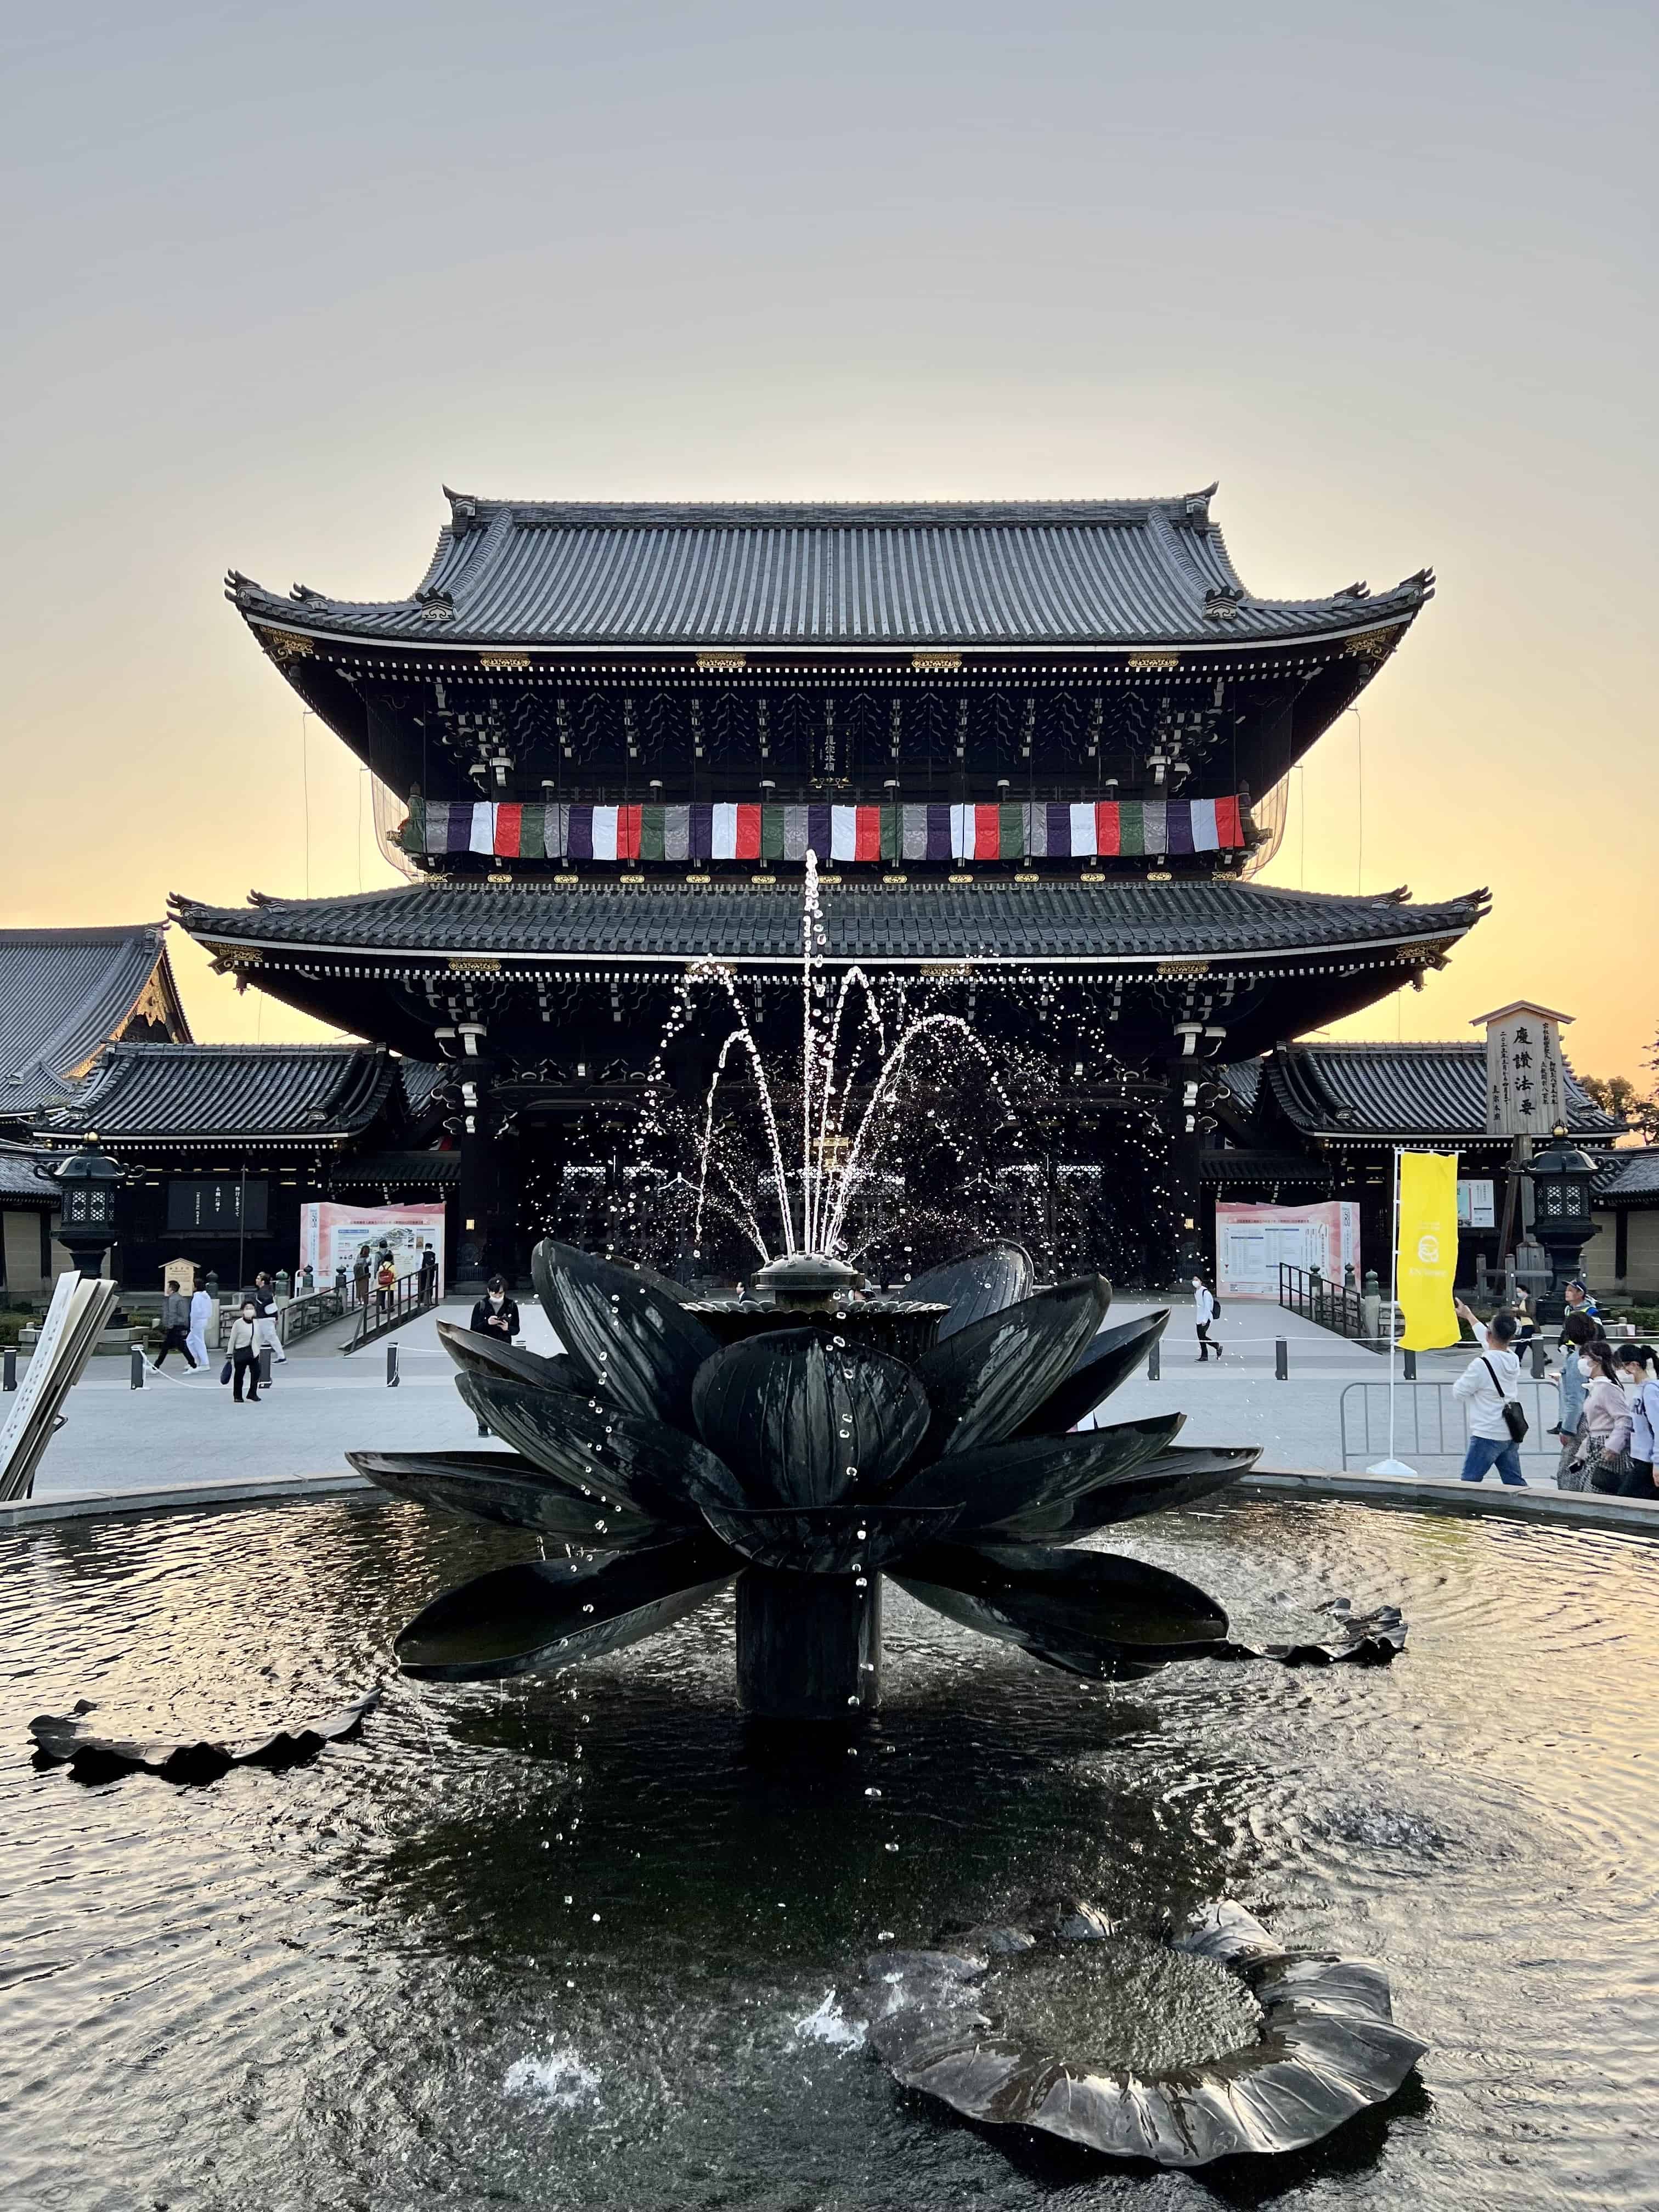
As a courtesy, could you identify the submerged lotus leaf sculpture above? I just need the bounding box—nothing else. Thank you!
[859,1899,1427,2167]
[352,1237,1275,1718]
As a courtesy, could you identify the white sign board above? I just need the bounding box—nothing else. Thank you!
[1457,1178,1496,1229]
[300,1202,445,1288]
[1214,1200,1361,1299]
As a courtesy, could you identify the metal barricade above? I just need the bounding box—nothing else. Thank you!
[1339,1380,1559,1473]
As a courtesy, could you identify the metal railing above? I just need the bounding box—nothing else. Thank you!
[1339,1380,1560,1473]
[211,1287,346,1349]
[1279,1264,1371,1343]
[345,1272,440,1354]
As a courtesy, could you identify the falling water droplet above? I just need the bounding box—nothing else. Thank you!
[582,1603,595,1614]
[864,1786,882,1799]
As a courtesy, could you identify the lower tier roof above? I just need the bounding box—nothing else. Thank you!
[171,878,1488,968]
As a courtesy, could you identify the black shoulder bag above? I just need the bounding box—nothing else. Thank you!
[1482,1357,1528,1443]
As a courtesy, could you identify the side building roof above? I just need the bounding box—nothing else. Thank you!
[1226,1041,1620,1146]
[1595,1148,1659,1207]
[0,927,190,1124]
[227,487,1432,652]
[35,1042,405,1150]
[170,878,1489,969]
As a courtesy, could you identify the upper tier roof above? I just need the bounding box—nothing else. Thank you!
[0,927,190,1124]
[1237,1041,1621,1144]
[227,487,1432,652]
[171,878,1487,967]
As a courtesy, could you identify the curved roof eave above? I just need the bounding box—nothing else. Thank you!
[224,488,1432,656]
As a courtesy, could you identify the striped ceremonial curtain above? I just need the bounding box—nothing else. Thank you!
[410,795,1245,861]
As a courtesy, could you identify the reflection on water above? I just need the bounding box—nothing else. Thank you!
[2,1496,1657,2209]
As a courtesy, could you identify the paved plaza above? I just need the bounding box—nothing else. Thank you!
[13,1293,1530,1506]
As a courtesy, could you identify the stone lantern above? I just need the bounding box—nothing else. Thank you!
[51,1139,126,1283]
[1526,1131,1599,1321]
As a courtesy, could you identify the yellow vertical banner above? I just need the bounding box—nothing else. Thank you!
[1396,1150,1461,1350]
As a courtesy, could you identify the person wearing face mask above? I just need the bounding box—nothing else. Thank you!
[1611,1345,1659,1499]
[225,1299,263,1403]
[1547,1311,1599,1479]
[1563,1340,1630,1492]
[470,1275,521,1341]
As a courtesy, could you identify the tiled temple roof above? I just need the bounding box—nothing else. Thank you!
[227,488,1432,651]
[0,927,189,1122]
[37,1043,399,1148]
[171,879,1488,968]
[1229,1041,1620,1145]
[1595,1148,1659,1206]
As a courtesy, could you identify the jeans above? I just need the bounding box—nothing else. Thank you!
[1461,1433,1526,1485]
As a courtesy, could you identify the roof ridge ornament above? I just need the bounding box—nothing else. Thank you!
[443,488,482,539]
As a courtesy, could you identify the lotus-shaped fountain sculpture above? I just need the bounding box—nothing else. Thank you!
[351,1238,1265,1719]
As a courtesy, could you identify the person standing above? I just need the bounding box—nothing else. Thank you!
[418,1243,439,1304]
[353,1248,372,1310]
[1612,1345,1659,1499]
[1451,1307,1527,1485]
[246,1269,288,1372]
[153,1284,200,1370]
[186,1275,213,1371]
[226,1299,263,1403]
[1546,1312,1598,1480]
[1192,1276,1222,1362]
[1558,1280,1599,1339]
[376,1254,396,1317]
[470,1275,521,1341]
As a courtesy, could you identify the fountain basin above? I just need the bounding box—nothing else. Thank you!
[5,1491,1657,2207]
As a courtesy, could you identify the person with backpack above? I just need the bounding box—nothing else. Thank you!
[1192,1276,1223,1362]
[1451,1305,1527,1484]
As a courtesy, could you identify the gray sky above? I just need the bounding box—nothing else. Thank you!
[3,2,1655,1067]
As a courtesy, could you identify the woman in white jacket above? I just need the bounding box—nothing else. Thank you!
[1191,1277,1222,1362]
[185,1279,213,1372]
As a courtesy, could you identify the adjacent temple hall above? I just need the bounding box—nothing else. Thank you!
[161,488,1493,1281]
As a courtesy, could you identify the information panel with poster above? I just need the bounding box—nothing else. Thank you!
[300,1203,445,1290]
[1214,1199,1361,1300]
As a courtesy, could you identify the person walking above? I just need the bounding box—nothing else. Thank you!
[153,1284,201,1371]
[470,1275,521,1341]
[1611,1345,1659,1500]
[186,1275,213,1371]
[418,1243,439,1304]
[1565,1340,1633,1492]
[1451,1307,1527,1485]
[353,1249,372,1310]
[246,1270,287,1373]
[225,1299,263,1403]
[1192,1276,1222,1362]
[1546,1312,1598,1480]
[375,1255,396,1317]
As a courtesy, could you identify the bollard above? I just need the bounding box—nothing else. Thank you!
[1275,1338,1288,1381]
[477,1414,493,1438]
[258,1347,273,1387]
[387,1342,400,1389]
[1530,1337,1547,1379]
[2,1346,15,1391]
[1147,1338,1160,1382]
[1403,1349,1417,1381]
[130,1345,145,1390]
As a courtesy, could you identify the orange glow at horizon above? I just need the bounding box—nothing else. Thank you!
[1,7,1652,1087]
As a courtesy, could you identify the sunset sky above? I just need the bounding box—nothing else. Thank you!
[4,3,1654,1081]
